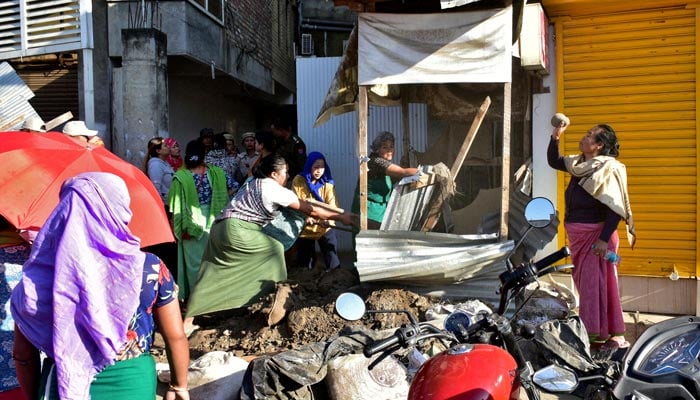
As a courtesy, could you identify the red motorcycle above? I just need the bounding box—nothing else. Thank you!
[335,197,572,400]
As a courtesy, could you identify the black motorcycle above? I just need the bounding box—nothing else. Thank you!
[533,315,700,400]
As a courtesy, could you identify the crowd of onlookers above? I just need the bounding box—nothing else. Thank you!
[1,115,418,400]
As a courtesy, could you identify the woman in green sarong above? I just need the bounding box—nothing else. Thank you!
[183,152,356,333]
[168,140,233,302]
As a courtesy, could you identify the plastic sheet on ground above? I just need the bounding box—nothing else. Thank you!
[519,316,601,374]
[239,327,390,400]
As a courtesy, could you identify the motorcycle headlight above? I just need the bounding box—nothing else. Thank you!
[637,328,700,376]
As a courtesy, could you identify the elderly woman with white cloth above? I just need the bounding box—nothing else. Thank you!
[548,120,636,351]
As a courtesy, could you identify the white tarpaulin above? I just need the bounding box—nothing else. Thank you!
[358,8,512,85]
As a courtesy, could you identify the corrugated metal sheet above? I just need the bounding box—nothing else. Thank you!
[296,56,428,251]
[381,165,439,230]
[0,61,40,131]
[556,7,696,278]
[355,230,513,284]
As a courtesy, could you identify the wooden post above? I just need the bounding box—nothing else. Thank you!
[358,85,369,230]
[401,95,411,165]
[500,83,512,240]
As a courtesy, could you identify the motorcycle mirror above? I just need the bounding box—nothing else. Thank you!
[335,292,366,321]
[533,364,578,393]
[524,197,555,228]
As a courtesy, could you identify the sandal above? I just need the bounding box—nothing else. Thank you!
[600,336,630,351]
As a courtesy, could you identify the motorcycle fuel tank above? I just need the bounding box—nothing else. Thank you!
[408,343,520,400]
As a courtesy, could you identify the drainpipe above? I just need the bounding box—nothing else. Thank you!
[300,24,353,32]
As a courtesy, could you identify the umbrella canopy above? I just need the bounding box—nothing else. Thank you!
[0,131,174,247]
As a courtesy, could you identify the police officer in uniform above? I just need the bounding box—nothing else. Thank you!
[271,116,307,186]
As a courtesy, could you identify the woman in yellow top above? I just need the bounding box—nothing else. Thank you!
[291,151,341,270]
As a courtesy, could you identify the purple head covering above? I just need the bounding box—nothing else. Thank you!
[11,172,145,400]
[300,151,333,202]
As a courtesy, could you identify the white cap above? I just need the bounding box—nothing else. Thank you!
[62,120,98,137]
[21,116,46,132]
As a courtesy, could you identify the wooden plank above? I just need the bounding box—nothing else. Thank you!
[450,96,492,178]
[358,86,369,230]
[421,97,491,232]
[306,198,344,214]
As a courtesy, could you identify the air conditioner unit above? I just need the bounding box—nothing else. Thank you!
[301,33,314,56]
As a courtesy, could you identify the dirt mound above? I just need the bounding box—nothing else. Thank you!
[152,261,438,362]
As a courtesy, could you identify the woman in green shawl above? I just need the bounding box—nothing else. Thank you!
[168,140,234,303]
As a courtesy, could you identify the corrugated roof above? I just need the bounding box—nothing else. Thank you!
[0,62,40,131]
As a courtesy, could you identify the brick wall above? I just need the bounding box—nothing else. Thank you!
[225,1,272,69]
[225,0,296,91]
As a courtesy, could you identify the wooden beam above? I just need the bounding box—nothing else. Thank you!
[450,96,491,179]
[421,96,491,232]
[358,85,369,230]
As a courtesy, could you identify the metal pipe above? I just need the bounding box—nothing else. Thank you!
[302,17,355,28]
[301,24,353,32]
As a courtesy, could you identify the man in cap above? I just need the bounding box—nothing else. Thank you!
[235,131,259,184]
[20,116,46,133]
[222,132,238,157]
[62,120,104,146]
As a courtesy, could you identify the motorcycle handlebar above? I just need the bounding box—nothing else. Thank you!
[364,323,447,358]
[533,246,570,273]
[363,332,401,357]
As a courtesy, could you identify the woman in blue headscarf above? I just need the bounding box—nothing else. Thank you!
[291,151,341,270]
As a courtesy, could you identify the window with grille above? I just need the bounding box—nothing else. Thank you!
[0,0,84,58]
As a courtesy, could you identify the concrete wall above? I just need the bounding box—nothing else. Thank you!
[114,29,169,167]
[167,73,259,148]
[107,1,274,94]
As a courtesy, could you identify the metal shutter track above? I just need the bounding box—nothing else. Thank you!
[16,64,79,123]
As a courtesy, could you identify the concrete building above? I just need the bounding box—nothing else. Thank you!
[0,0,298,166]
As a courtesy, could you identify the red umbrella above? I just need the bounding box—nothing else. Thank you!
[0,131,174,247]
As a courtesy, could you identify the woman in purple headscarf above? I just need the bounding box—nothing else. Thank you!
[291,151,341,270]
[11,172,190,400]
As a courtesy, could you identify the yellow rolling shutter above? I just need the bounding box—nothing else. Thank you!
[555,7,697,278]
